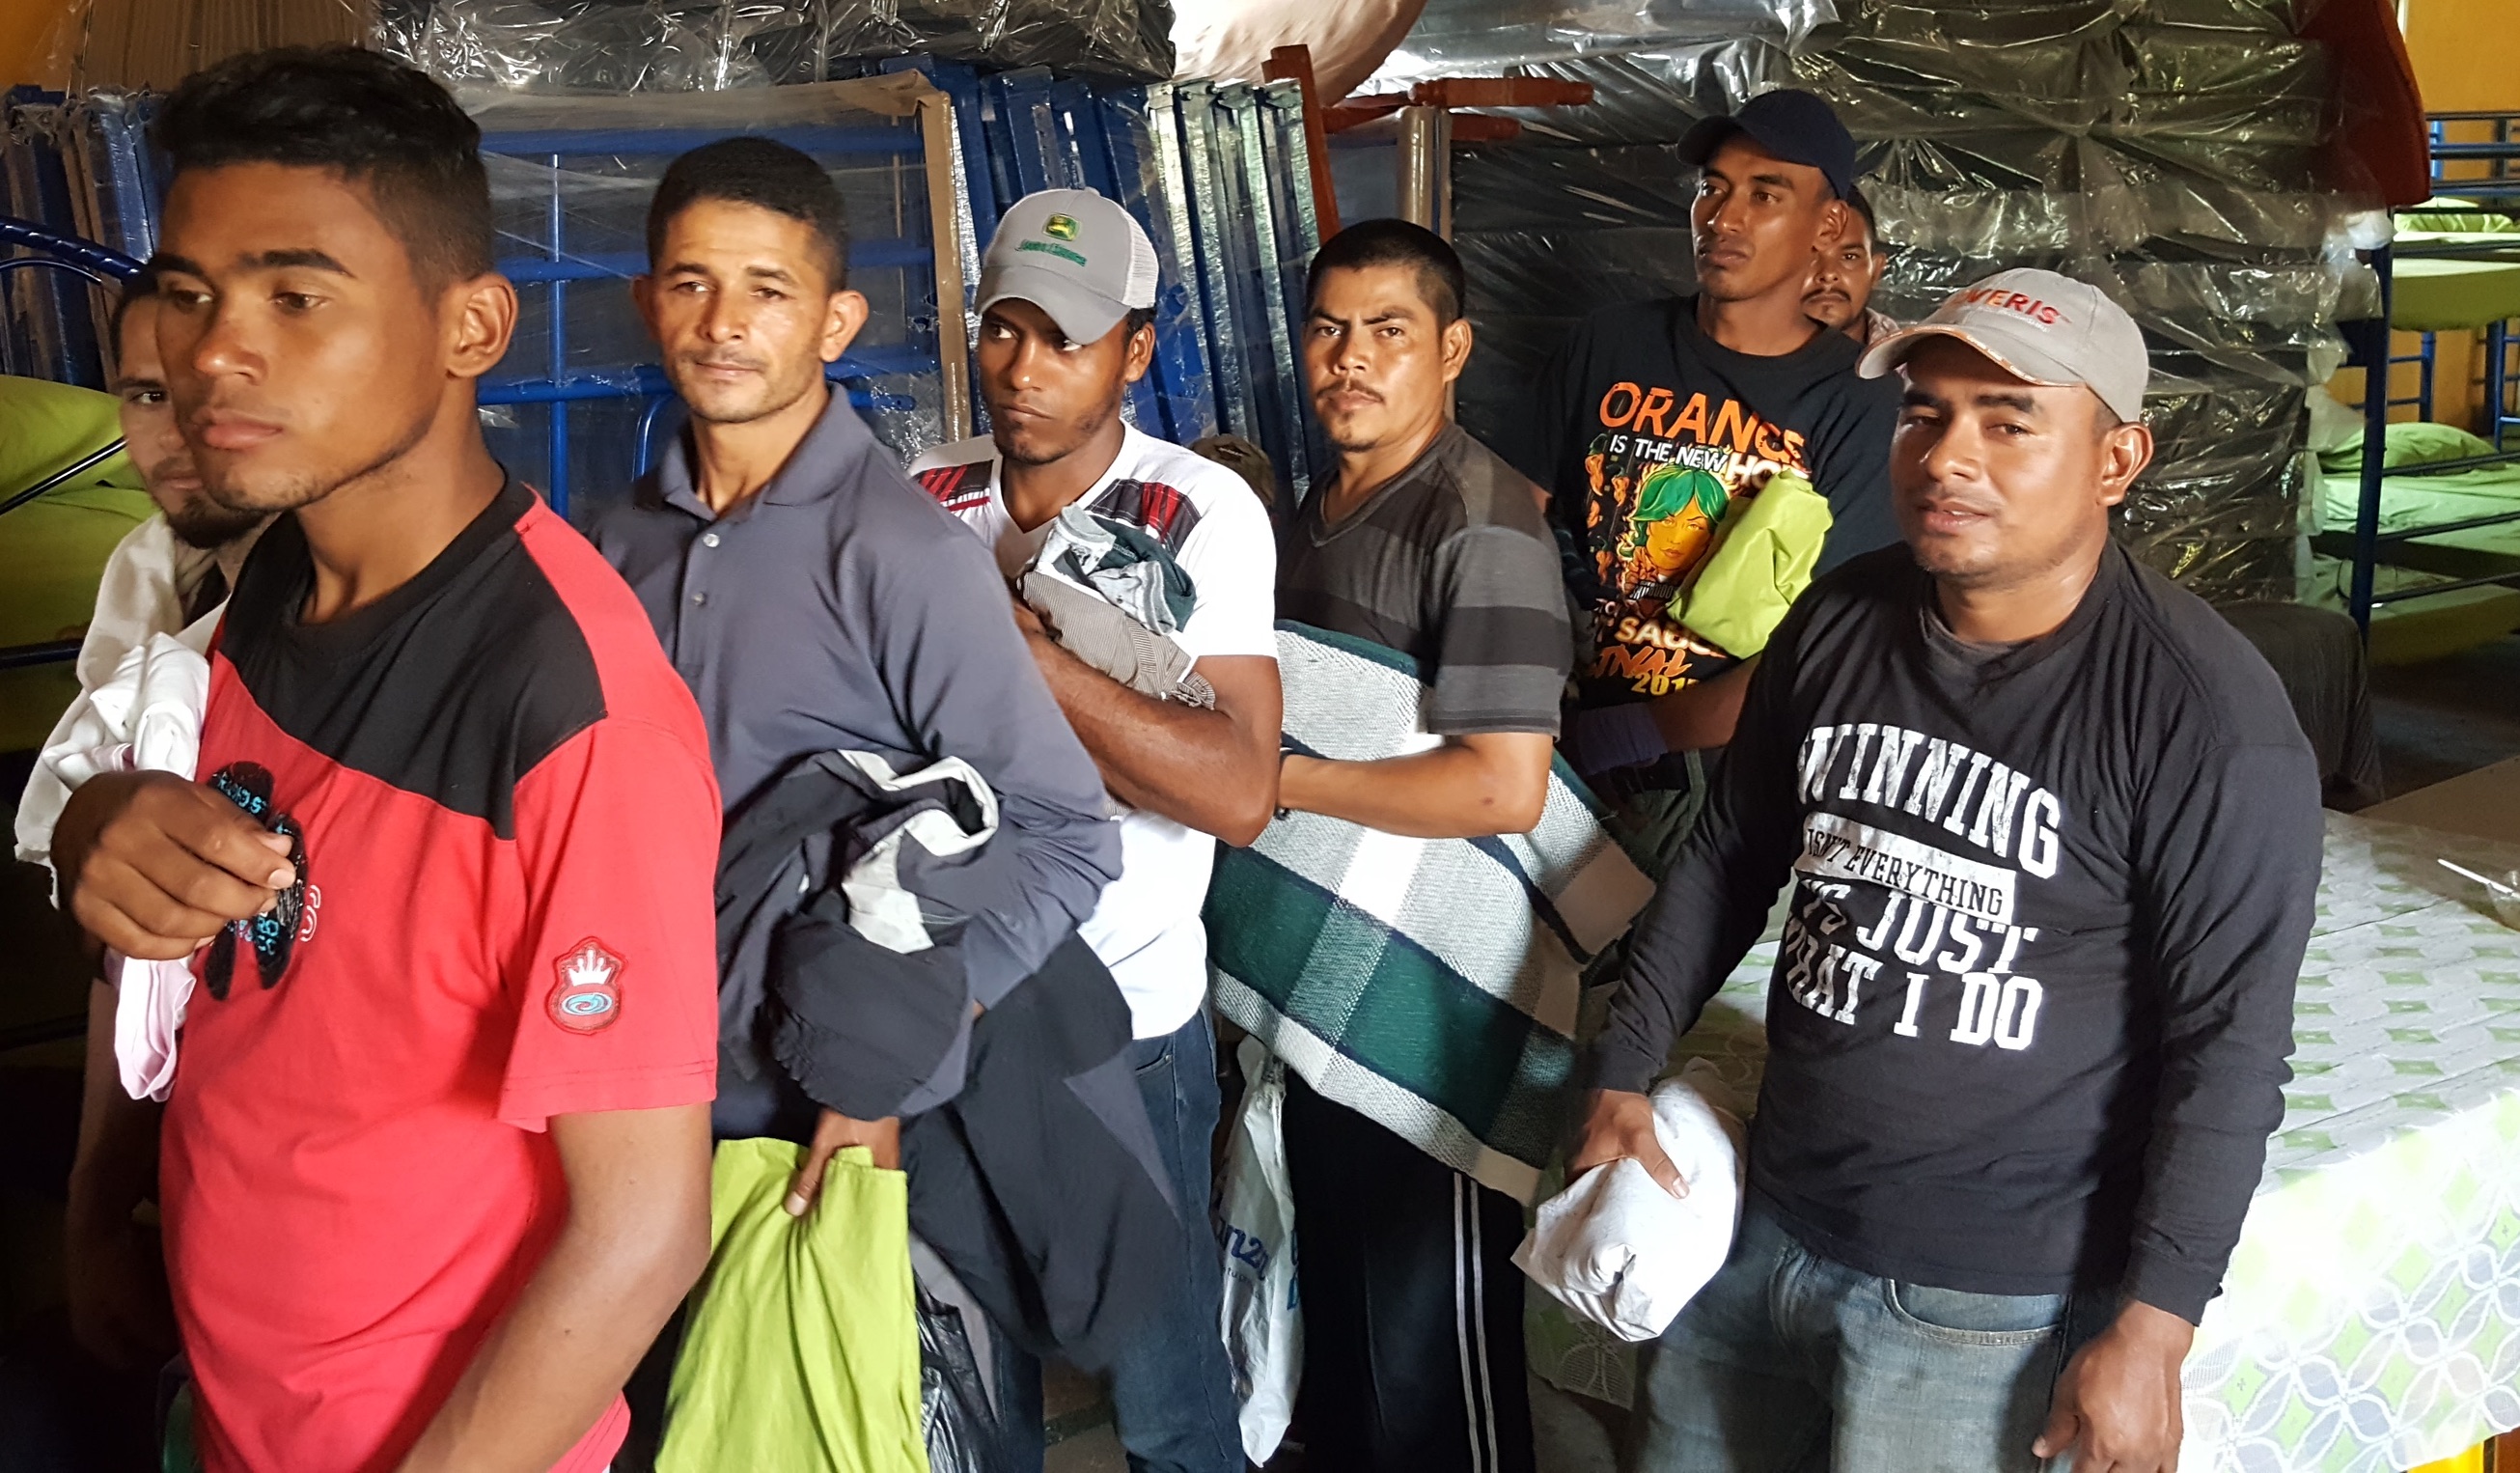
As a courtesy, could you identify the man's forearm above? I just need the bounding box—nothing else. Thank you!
[1279,739,1549,840]
[1029,634,1276,845]
[68,979,159,1236]
[1648,657,1758,752]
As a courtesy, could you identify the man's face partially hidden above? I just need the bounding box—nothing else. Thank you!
[1890,337,2152,593]
[1691,134,1844,307]
[1302,262,1470,459]
[976,297,1150,468]
[152,161,494,515]
[114,294,263,549]
[636,199,867,428]
[1804,212,1885,336]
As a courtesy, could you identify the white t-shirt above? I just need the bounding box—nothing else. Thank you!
[14,514,249,875]
[910,425,1278,1039]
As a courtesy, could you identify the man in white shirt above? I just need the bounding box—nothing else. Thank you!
[15,276,268,875]
[910,188,1281,1473]
[15,275,266,1377]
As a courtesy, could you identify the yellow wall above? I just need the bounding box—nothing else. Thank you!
[0,0,83,91]
[2402,0,2520,113]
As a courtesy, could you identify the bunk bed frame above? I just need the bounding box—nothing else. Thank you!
[2340,111,2520,633]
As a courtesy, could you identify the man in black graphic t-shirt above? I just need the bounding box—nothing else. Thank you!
[1506,89,1900,871]
[1571,271,2321,1473]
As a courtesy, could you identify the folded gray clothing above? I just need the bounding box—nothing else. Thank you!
[1018,570,1215,709]
[1039,503,1197,633]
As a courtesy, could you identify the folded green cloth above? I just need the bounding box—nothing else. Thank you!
[660,1141,928,1473]
[1667,471,1831,658]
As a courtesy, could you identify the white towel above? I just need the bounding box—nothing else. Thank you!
[1512,1064,1746,1343]
[39,630,213,1102]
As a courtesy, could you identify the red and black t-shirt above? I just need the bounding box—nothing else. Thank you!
[163,480,723,1473]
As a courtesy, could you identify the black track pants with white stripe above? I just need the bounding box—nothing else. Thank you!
[1283,1071,1537,1473]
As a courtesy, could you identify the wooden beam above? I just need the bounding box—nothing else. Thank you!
[1407,77,1595,110]
[1264,43,1343,237]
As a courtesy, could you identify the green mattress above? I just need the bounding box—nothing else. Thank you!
[2389,204,2520,333]
[0,375,152,753]
[2313,421,2520,661]
[2389,256,2520,333]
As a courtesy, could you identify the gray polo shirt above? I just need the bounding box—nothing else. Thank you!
[593,389,1121,1015]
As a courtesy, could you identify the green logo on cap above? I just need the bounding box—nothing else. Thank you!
[1017,240,1089,267]
[1043,213,1079,240]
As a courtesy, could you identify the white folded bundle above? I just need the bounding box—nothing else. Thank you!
[42,631,213,1102]
[1513,1064,1745,1343]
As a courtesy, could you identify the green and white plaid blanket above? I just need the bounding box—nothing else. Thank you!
[1205,623,1657,1204]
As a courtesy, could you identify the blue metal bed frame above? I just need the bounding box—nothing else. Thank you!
[2343,111,2520,632]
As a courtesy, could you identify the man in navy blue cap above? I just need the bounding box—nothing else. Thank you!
[1505,88,1901,877]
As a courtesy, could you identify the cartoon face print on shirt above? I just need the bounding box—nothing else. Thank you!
[203,762,308,999]
[1572,384,1814,702]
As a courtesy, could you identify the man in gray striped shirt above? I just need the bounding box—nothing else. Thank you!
[1271,219,1570,1473]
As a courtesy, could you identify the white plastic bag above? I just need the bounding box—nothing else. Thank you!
[1512,1063,1745,1343]
[1217,1036,1300,1464]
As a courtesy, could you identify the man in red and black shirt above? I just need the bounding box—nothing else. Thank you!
[53,48,722,1473]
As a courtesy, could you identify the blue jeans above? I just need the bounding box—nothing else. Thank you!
[1630,1199,2115,1473]
[992,1012,1243,1473]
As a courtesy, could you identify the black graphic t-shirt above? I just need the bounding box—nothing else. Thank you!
[1507,297,1901,712]
[1587,543,2323,1322]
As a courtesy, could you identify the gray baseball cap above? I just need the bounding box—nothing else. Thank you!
[979,188,1159,346]
[1859,268,2149,423]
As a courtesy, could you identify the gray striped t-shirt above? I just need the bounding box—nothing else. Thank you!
[1278,424,1570,736]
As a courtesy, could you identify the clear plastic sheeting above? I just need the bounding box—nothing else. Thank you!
[379,0,1177,92]
[1441,0,2377,605]
[1366,0,1840,88]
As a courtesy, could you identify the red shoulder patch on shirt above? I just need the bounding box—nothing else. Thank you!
[547,937,625,1033]
[916,460,993,514]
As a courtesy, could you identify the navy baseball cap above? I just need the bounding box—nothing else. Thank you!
[1678,89,1858,201]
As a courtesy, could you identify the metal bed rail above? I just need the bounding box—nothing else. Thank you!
[2346,212,2520,629]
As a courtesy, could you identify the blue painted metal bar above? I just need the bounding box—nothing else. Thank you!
[1099,86,1214,443]
[0,256,109,285]
[0,214,143,279]
[2489,320,2513,452]
[0,638,85,671]
[2349,242,2392,636]
[990,69,1063,199]
[500,237,934,284]
[479,125,914,158]
[480,364,917,413]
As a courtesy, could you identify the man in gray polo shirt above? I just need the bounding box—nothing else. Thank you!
[594,139,1120,1185]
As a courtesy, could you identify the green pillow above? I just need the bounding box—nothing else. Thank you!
[2316,420,2500,475]
[0,374,142,498]
[2398,198,2520,234]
